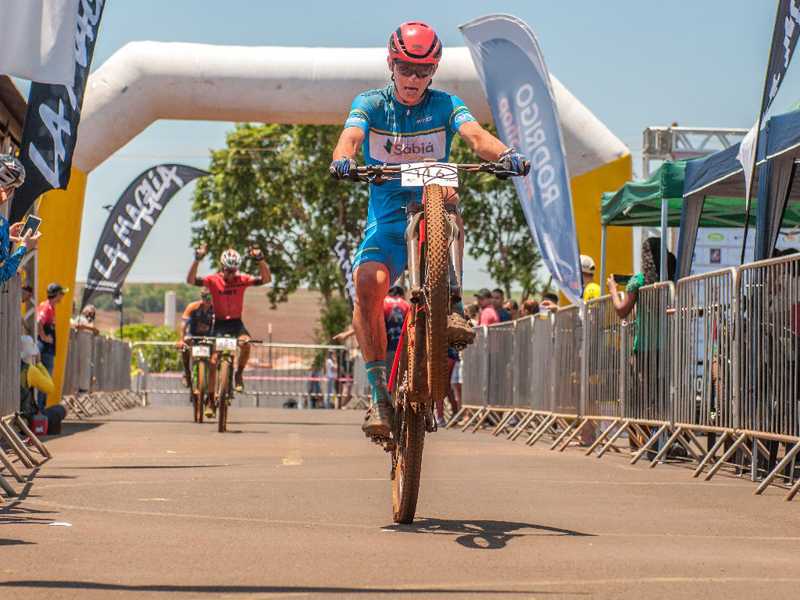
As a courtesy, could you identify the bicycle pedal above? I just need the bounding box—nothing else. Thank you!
[366,431,395,452]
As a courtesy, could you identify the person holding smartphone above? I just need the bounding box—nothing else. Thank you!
[0,155,41,284]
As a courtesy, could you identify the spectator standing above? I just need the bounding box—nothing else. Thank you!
[21,283,33,318]
[504,299,519,320]
[383,285,410,373]
[325,351,338,409]
[492,288,512,322]
[0,155,39,284]
[539,292,560,313]
[521,299,539,317]
[475,288,499,326]
[581,255,601,302]
[71,304,99,335]
[607,237,675,453]
[436,347,462,428]
[465,301,480,327]
[36,282,67,411]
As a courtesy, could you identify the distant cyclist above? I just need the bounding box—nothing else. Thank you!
[330,21,529,436]
[178,288,215,388]
[187,244,271,394]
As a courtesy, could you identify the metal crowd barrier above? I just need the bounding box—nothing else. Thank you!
[738,255,800,440]
[135,341,364,409]
[623,282,674,424]
[584,295,623,420]
[62,330,133,395]
[61,329,139,418]
[552,306,581,416]
[454,260,800,499]
[0,278,21,417]
[673,268,739,432]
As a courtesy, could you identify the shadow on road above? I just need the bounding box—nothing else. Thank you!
[385,518,594,549]
[61,464,233,470]
[0,581,574,596]
[48,422,103,440]
[0,504,57,526]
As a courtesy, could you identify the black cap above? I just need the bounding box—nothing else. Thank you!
[474,288,492,299]
[46,283,68,298]
[388,284,405,297]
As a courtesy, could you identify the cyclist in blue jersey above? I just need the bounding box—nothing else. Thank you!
[330,22,529,436]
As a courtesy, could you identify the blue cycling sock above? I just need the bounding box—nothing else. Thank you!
[365,361,388,406]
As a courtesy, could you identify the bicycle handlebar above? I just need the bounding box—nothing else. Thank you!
[346,161,524,184]
[184,336,264,344]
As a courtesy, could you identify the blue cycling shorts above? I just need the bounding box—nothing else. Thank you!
[352,217,407,283]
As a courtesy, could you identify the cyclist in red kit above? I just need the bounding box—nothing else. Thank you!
[187,243,271,392]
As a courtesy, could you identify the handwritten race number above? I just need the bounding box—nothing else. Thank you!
[400,162,459,188]
[191,345,211,358]
[215,338,237,352]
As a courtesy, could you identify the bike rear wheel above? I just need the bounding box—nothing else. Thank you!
[392,318,426,524]
[423,183,451,410]
[217,358,230,433]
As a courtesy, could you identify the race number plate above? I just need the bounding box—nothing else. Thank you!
[215,337,237,352]
[191,345,210,358]
[400,162,459,188]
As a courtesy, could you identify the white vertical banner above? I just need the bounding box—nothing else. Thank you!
[461,14,583,303]
[0,0,79,86]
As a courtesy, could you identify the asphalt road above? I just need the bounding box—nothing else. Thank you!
[1,407,799,600]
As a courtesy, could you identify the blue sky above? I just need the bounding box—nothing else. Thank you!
[61,0,796,287]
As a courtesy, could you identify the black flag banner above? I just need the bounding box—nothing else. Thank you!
[10,0,107,224]
[762,0,800,120]
[81,164,209,308]
[333,237,356,310]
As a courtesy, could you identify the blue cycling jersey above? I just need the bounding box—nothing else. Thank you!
[344,84,476,225]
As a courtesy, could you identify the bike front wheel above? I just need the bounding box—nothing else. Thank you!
[195,361,207,423]
[391,333,426,524]
[423,183,450,409]
[217,358,230,433]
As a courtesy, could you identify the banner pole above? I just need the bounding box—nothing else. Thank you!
[741,0,784,264]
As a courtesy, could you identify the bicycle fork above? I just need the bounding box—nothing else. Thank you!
[405,203,462,303]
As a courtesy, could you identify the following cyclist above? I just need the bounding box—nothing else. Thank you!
[177,288,215,389]
[187,244,270,405]
[329,21,529,438]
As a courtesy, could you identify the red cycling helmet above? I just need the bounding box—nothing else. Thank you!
[388,22,442,65]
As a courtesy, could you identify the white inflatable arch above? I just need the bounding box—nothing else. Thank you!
[42,42,633,404]
[74,42,627,174]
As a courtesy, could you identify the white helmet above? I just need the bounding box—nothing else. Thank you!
[220,248,242,270]
[580,254,596,275]
[0,154,25,189]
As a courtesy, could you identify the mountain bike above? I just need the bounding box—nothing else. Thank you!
[347,161,520,523]
[213,336,240,433]
[213,336,261,433]
[186,336,215,423]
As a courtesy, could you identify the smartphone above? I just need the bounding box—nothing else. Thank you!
[21,215,41,238]
[612,273,631,285]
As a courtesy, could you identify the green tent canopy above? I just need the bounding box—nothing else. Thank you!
[600,160,800,228]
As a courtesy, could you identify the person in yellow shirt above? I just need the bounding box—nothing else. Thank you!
[581,255,601,302]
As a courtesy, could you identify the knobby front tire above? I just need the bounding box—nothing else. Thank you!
[195,361,207,424]
[217,359,231,433]
[391,333,426,524]
[423,184,450,412]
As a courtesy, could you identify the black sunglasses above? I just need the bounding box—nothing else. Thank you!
[394,61,435,78]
